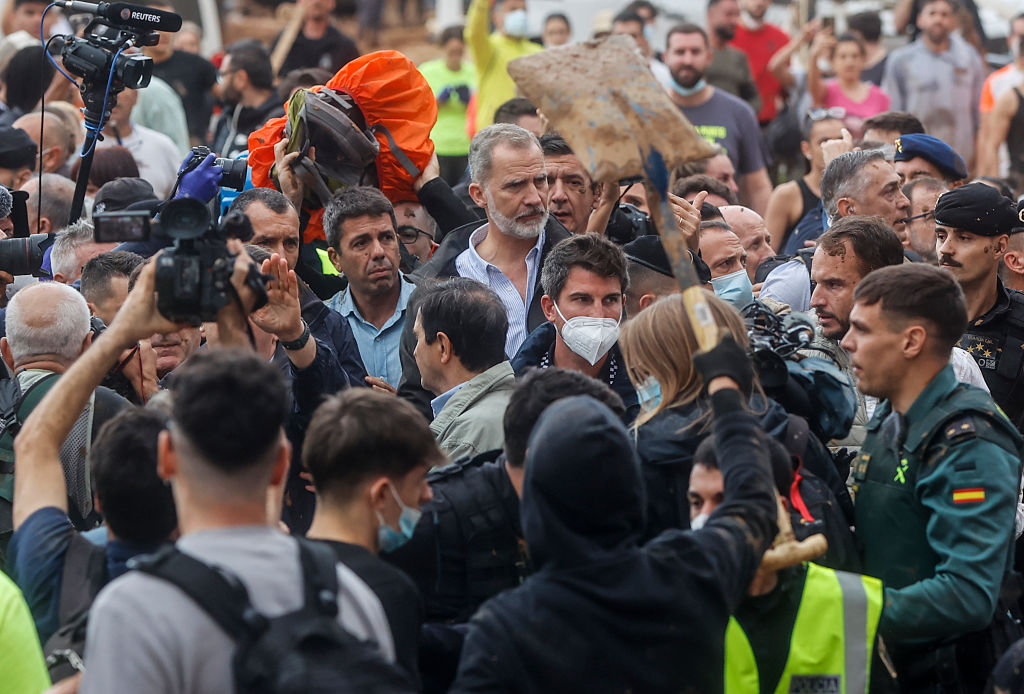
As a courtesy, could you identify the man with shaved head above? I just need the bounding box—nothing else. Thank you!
[721,205,773,282]
[13,112,71,176]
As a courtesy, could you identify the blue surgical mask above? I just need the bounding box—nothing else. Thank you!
[711,268,754,310]
[377,484,422,553]
[642,23,656,46]
[637,376,662,409]
[504,9,529,38]
[670,76,707,97]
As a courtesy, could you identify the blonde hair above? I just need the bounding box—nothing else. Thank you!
[619,292,754,426]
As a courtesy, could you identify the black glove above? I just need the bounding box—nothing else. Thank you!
[455,84,471,104]
[693,335,754,396]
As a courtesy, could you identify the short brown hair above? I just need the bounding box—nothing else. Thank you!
[817,215,904,278]
[541,233,629,302]
[666,22,708,47]
[303,390,444,501]
[853,264,967,354]
[672,174,737,205]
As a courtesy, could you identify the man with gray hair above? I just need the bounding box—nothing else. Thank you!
[0,282,129,537]
[399,124,571,418]
[416,123,570,357]
[49,219,117,285]
[760,150,910,311]
[22,173,75,236]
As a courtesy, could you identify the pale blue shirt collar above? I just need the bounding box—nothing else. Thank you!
[330,272,414,328]
[430,382,465,417]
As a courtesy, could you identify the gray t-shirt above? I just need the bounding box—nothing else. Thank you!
[80,526,395,694]
[678,88,769,175]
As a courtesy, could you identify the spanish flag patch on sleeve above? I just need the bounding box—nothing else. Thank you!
[953,488,986,504]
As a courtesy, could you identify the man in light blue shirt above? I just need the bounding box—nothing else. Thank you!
[324,187,417,390]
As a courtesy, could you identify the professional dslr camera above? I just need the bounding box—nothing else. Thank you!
[0,187,52,276]
[180,146,248,192]
[94,199,267,324]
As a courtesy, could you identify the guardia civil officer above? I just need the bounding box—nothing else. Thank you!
[934,182,1024,431]
[843,264,1023,692]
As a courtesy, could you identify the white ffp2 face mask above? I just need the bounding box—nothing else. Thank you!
[690,513,710,530]
[553,302,620,366]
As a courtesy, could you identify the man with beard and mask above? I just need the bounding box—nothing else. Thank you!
[731,0,790,125]
[465,0,543,133]
[324,187,416,392]
[451,338,779,693]
[511,234,640,422]
[211,41,285,159]
[664,24,772,216]
[704,0,761,115]
[935,182,1024,431]
[398,124,570,419]
[883,0,985,168]
[900,177,947,264]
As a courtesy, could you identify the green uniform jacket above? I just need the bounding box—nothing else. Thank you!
[854,365,1023,646]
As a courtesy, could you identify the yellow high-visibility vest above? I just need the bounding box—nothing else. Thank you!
[725,563,883,694]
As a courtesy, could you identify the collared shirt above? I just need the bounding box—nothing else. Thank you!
[325,274,415,389]
[455,223,545,357]
[430,382,464,418]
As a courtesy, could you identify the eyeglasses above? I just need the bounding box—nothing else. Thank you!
[899,209,934,224]
[397,225,433,244]
[807,107,847,121]
[217,69,238,84]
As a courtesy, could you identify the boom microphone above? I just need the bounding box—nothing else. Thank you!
[54,1,182,32]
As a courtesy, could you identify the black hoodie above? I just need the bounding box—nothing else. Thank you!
[452,392,778,694]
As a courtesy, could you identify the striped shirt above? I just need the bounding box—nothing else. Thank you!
[455,223,545,357]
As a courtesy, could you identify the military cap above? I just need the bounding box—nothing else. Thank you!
[894,133,968,181]
[0,126,36,170]
[934,182,1024,236]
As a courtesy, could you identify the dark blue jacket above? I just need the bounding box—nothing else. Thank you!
[510,322,640,423]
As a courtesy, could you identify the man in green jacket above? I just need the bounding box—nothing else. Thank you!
[844,263,1023,692]
[414,277,516,462]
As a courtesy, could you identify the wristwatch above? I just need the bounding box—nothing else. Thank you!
[280,320,311,351]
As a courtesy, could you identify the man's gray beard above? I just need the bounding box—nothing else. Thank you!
[486,192,548,239]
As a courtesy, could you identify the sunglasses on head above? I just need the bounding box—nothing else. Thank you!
[807,107,847,122]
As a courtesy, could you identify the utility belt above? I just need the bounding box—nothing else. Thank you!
[890,573,1024,693]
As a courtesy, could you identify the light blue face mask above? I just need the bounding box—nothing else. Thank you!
[637,376,662,410]
[504,9,529,38]
[377,484,422,553]
[711,268,755,310]
[669,76,707,97]
[642,23,656,46]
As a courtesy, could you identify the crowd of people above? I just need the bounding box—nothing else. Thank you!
[0,0,1023,692]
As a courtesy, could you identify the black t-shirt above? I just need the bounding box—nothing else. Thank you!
[274,25,360,76]
[321,539,422,688]
[151,51,217,140]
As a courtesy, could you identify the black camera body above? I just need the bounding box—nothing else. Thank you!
[182,146,248,191]
[605,203,657,245]
[95,198,260,324]
[57,20,154,91]
[154,199,256,324]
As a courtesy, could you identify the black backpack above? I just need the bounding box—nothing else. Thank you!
[133,538,414,694]
[43,533,108,682]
